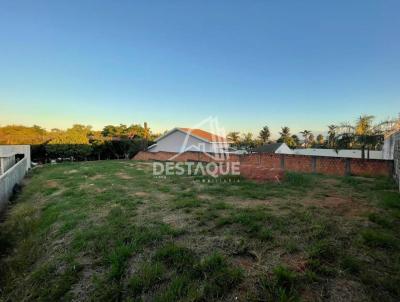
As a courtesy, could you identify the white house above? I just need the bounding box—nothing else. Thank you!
[148,128,230,153]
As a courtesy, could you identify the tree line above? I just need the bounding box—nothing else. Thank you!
[0,123,158,162]
[1,114,398,161]
[227,115,399,157]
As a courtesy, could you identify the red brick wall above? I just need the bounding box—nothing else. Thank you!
[133,151,393,178]
[259,154,281,169]
[350,159,393,177]
[284,155,314,173]
[316,157,347,176]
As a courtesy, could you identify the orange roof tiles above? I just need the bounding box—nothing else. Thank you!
[179,128,227,142]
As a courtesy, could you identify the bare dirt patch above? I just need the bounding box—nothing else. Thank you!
[304,195,370,217]
[89,174,104,181]
[326,279,368,302]
[115,172,133,179]
[79,183,106,193]
[225,197,273,208]
[134,192,149,197]
[45,180,60,188]
[282,253,308,272]
[162,212,190,229]
[69,262,105,302]
[198,194,213,201]
[64,169,79,174]
[233,255,256,271]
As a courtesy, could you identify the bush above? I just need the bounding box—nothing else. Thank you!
[45,144,93,160]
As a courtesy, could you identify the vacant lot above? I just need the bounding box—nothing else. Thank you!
[0,160,399,301]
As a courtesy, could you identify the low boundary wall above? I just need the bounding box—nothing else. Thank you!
[394,135,400,190]
[133,151,394,178]
[0,157,28,212]
[0,145,31,171]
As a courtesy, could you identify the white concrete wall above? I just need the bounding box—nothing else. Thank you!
[391,134,400,191]
[149,130,228,153]
[383,132,400,160]
[0,145,31,170]
[292,148,383,159]
[0,157,28,212]
[0,155,16,174]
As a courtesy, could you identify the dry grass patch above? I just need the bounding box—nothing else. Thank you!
[115,172,133,179]
[0,161,399,302]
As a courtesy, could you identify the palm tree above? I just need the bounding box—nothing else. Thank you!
[335,115,383,159]
[227,132,241,146]
[300,130,311,148]
[143,122,151,140]
[279,126,290,139]
[241,132,255,150]
[327,125,336,148]
[142,122,151,149]
[259,126,270,144]
[355,115,379,159]
[278,127,296,148]
[355,115,374,136]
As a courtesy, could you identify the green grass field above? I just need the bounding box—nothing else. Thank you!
[0,160,399,301]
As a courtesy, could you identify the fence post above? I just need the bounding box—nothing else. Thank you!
[280,154,285,170]
[312,156,317,173]
[345,158,351,176]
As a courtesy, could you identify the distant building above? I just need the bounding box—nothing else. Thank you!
[292,148,383,159]
[147,127,231,153]
[252,142,385,159]
[253,143,293,154]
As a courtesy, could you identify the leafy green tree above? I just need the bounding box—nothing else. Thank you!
[291,135,300,147]
[309,133,315,146]
[49,125,91,145]
[0,125,49,144]
[316,134,324,146]
[101,125,118,137]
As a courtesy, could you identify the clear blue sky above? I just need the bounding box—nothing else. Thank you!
[1,1,399,137]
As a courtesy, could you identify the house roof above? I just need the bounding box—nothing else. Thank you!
[154,127,227,143]
[179,128,227,143]
[253,143,284,153]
